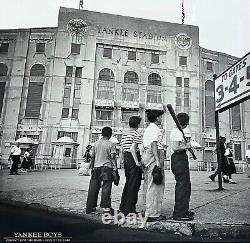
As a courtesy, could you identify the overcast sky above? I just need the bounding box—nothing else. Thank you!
[1,0,249,58]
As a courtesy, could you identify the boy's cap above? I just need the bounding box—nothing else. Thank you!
[147,110,164,120]
[129,116,142,127]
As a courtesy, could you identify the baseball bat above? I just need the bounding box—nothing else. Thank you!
[167,104,197,160]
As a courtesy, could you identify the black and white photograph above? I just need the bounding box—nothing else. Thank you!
[0,0,249,242]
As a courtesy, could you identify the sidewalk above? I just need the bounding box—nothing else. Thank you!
[0,169,249,240]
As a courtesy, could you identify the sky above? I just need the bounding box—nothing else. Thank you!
[0,0,249,58]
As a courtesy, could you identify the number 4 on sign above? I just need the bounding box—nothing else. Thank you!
[229,75,239,94]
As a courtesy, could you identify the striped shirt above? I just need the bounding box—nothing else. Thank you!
[121,130,142,152]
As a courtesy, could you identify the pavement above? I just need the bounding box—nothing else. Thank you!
[0,168,250,241]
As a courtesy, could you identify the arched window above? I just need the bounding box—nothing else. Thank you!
[205,80,215,127]
[0,63,8,76]
[25,64,46,117]
[124,71,139,84]
[148,73,161,86]
[30,64,45,76]
[98,68,114,81]
[97,68,115,100]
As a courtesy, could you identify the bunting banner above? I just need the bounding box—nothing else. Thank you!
[79,0,83,9]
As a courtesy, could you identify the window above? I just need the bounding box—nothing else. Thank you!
[176,77,182,87]
[122,110,138,122]
[96,109,112,120]
[30,64,45,76]
[99,68,115,81]
[151,53,159,64]
[128,51,136,61]
[57,131,78,142]
[61,108,69,118]
[75,67,82,78]
[0,43,9,53]
[103,48,112,58]
[176,92,182,106]
[179,56,187,66]
[207,61,213,71]
[148,73,161,86]
[71,43,80,55]
[36,43,45,53]
[122,88,139,101]
[66,66,73,77]
[0,82,6,117]
[97,86,114,100]
[0,63,8,76]
[184,92,189,107]
[25,64,45,118]
[65,148,71,157]
[124,71,139,84]
[184,78,189,87]
[205,80,215,127]
[72,109,79,119]
[234,144,242,160]
[25,82,44,117]
[231,104,241,131]
[91,133,100,143]
[147,91,161,103]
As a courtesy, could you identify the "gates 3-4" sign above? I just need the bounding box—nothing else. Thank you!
[215,51,250,112]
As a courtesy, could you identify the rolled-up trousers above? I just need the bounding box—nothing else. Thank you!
[10,155,20,174]
[171,151,191,217]
[119,151,142,215]
[142,149,165,218]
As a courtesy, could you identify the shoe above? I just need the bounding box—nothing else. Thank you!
[229,180,237,184]
[14,173,20,175]
[147,215,166,222]
[103,208,115,216]
[186,210,195,216]
[86,208,96,214]
[173,215,194,221]
[209,175,215,182]
[9,173,14,175]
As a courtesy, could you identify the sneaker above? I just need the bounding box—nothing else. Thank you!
[209,175,215,182]
[229,180,237,184]
[173,214,194,221]
[186,210,195,216]
[147,215,166,222]
[103,208,115,216]
[86,208,96,214]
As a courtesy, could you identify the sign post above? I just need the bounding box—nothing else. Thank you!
[214,51,250,190]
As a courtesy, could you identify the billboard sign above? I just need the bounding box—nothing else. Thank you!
[215,52,250,111]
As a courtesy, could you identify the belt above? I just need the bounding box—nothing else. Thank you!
[173,150,186,154]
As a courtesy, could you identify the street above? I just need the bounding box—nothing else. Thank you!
[0,204,204,242]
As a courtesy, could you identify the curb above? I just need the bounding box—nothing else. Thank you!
[0,199,249,240]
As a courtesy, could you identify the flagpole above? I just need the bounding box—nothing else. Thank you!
[182,0,185,24]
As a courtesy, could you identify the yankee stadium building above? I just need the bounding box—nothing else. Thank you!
[0,7,249,169]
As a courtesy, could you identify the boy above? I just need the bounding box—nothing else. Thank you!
[170,112,194,221]
[86,126,117,215]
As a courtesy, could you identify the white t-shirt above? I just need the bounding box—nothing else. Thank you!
[246,149,250,158]
[11,146,21,155]
[143,123,163,150]
[170,127,191,152]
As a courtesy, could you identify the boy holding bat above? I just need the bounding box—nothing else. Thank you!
[170,112,194,221]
